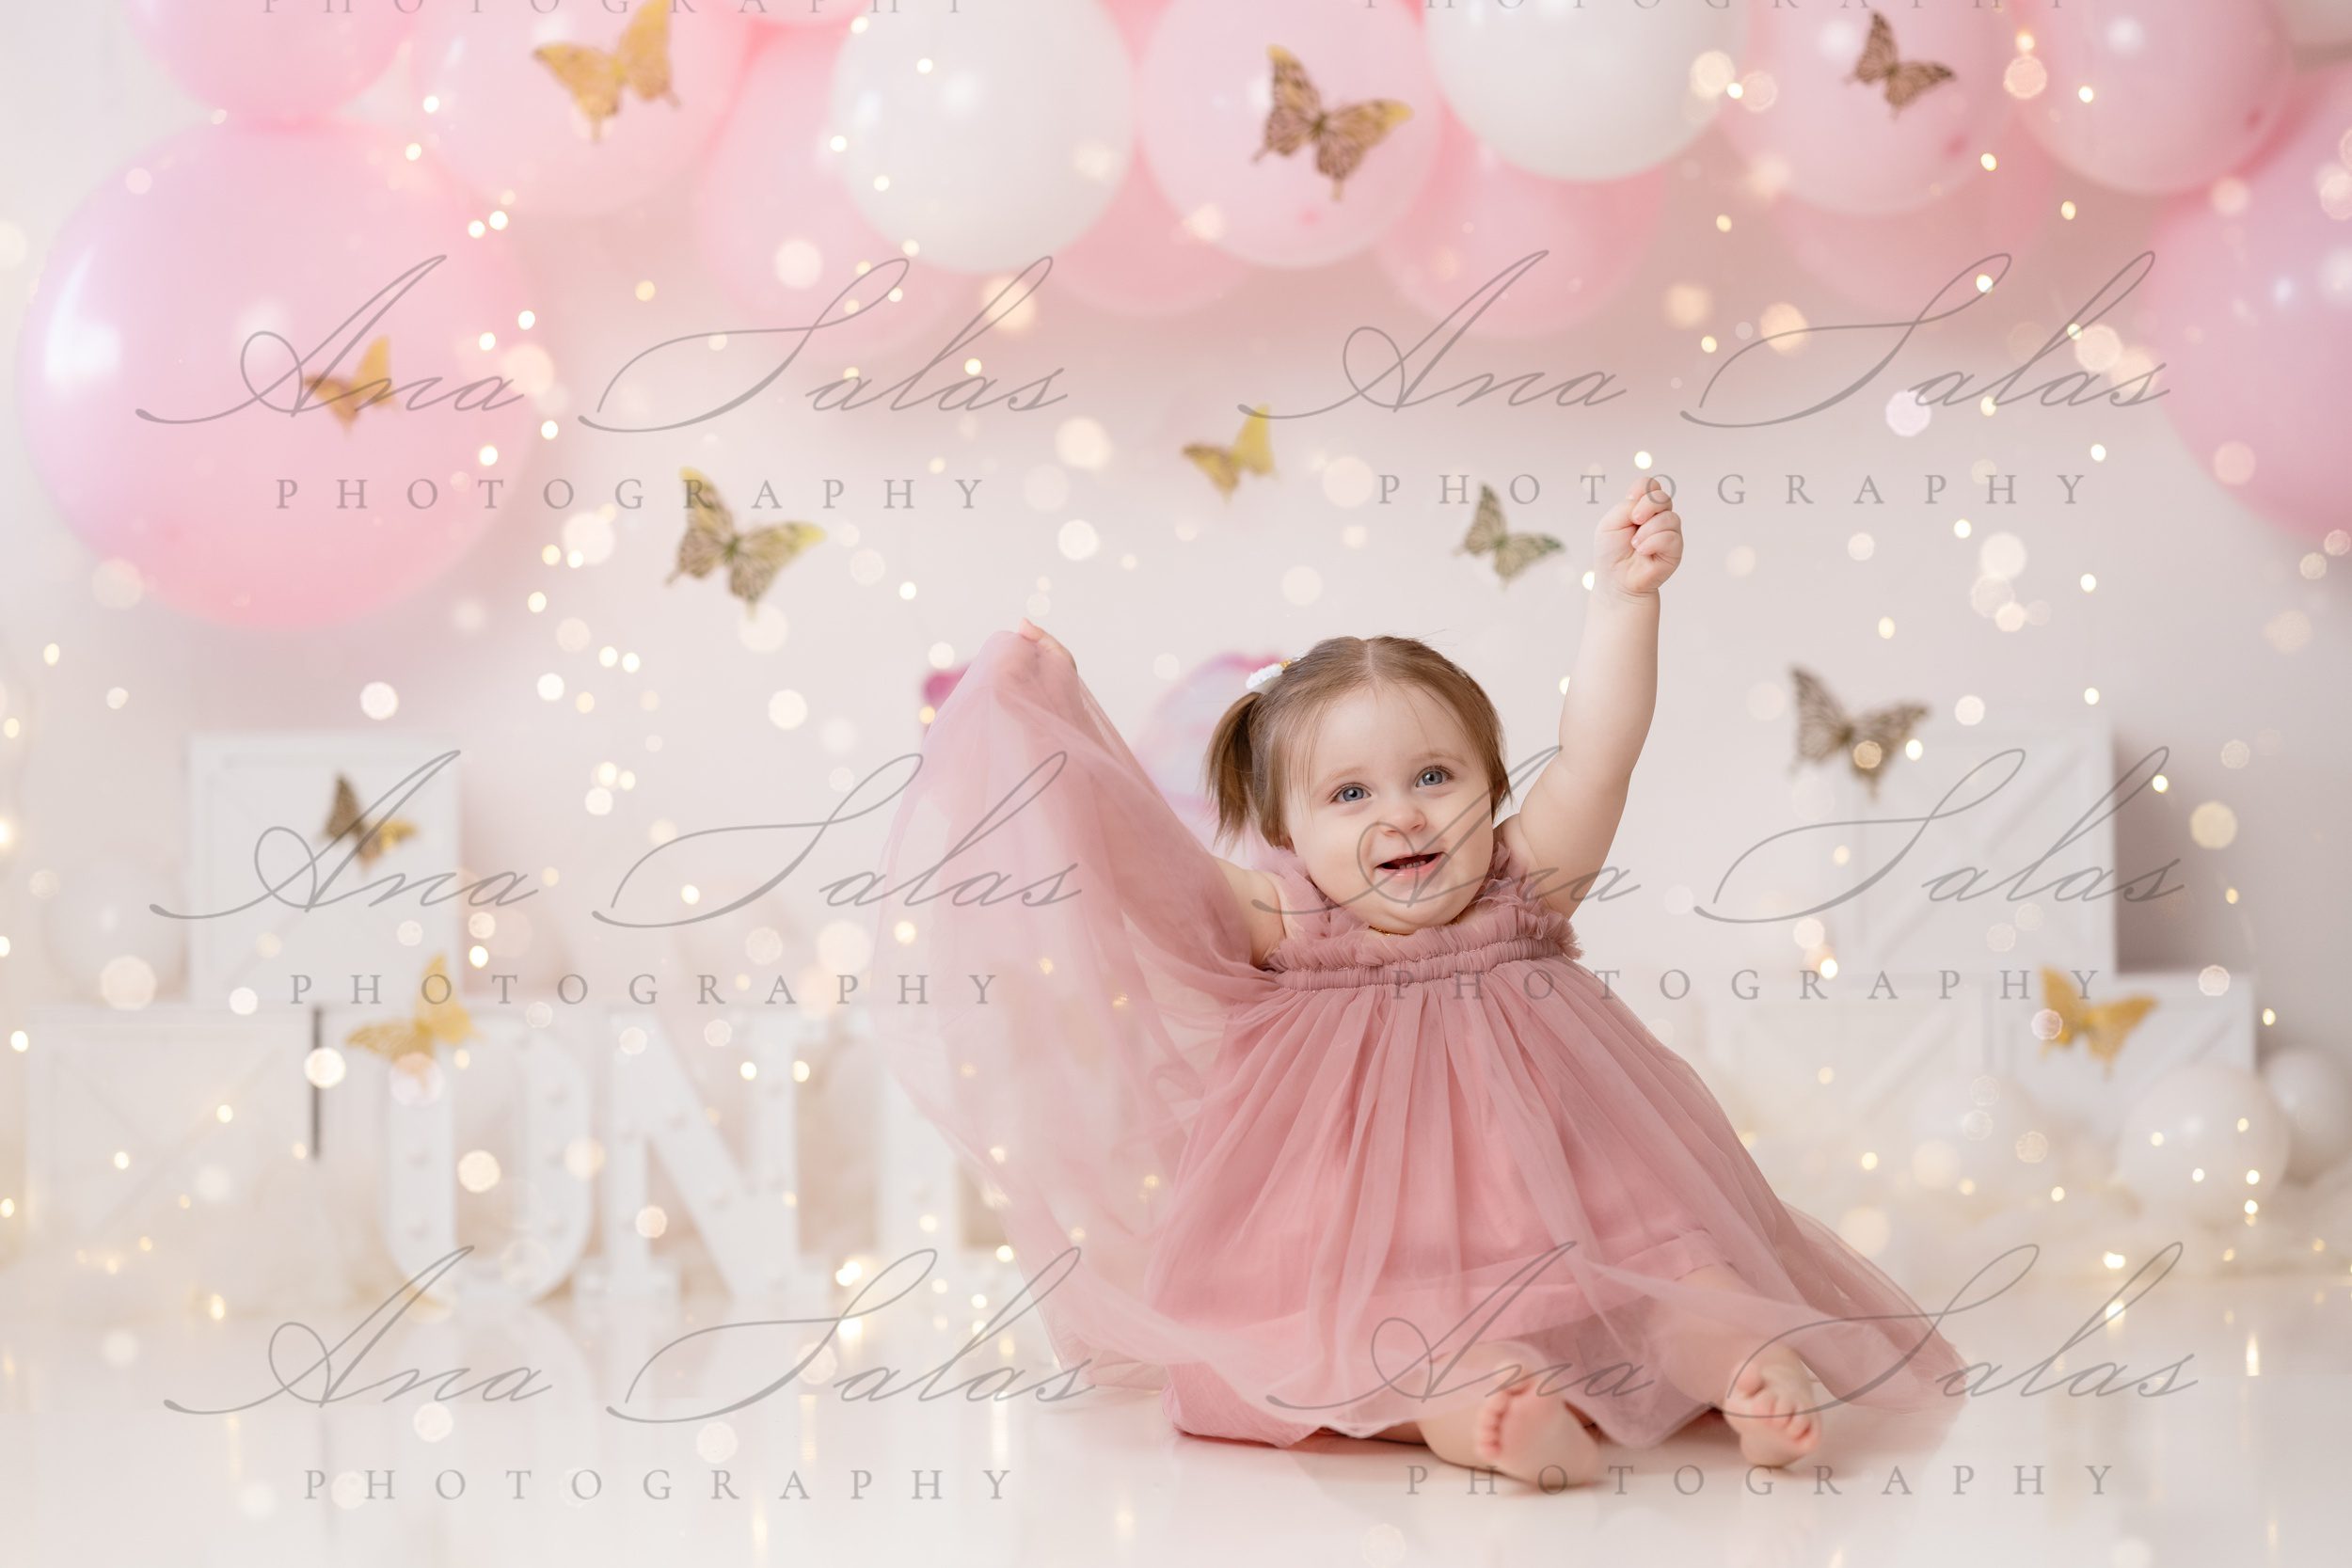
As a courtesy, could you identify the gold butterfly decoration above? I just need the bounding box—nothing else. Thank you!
[323,772,419,871]
[532,4,676,142]
[1252,45,1413,200]
[1846,11,1955,115]
[2037,968,2158,1079]
[1182,405,1276,499]
[346,956,476,1080]
[1455,483,1564,586]
[302,336,393,429]
[669,468,827,611]
[1790,667,1929,798]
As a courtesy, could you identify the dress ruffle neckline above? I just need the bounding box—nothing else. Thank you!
[1258,831,1582,980]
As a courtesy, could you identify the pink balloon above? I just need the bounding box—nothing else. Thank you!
[410,3,752,216]
[1137,0,1438,268]
[122,0,413,123]
[1769,117,2058,317]
[2013,0,2295,194]
[1052,159,1253,318]
[1104,0,1172,57]
[1719,0,2016,215]
[2140,63,2352,542]
[15,122,538,628]
[1133,650,1290,852]
[693,35,964,361]
[1374,107,1663,340]
[1054,0,1249,317]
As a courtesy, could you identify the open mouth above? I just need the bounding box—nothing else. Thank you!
[1377,851,1441,872]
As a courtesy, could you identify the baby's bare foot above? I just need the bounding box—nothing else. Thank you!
[1719,1354,1823,1467]
[1471,1375,1602,1490]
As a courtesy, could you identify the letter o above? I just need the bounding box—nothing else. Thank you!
[435,1469,465,1499]
[1674,1464,1705,1495]
[421,967,453,1006]
[557,973,588,1005]
[1659,968,1690,1001]
[1509,473,1540,505]
[406,478,440,510]
[1522,969,1558,1001]
[1538,1465,1572,1494]
[568,1467,602,1501]
[542,478,575,510]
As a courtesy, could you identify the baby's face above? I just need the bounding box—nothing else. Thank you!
[1281,683,1494,937]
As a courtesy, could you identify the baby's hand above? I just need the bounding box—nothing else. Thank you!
[1593,477,1685,600]
[1014,616,1077,672]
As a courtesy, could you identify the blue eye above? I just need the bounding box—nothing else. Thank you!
[1332,768,1449,804]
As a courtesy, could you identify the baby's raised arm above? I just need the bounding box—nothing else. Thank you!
[1501,478,1684,925]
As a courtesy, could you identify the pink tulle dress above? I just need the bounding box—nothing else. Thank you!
[869,630,1966,1449]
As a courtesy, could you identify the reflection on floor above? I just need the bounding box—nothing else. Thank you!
[0,1260,2344,1566]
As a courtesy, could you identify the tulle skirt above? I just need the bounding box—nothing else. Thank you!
[1139,937,1972,1448]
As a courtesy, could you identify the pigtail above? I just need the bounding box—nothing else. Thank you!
[1202,690,1265,851]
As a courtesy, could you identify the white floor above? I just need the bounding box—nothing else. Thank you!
[1,1262,2345,1567]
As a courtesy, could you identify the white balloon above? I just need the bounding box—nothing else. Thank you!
[45,851,184,1001]
[2260,1048,2352,1182]
[1423,0,1747,179]
[1905,1068,2051,1206]
[2114,1063,2292,1229]
[832,0,1133,272]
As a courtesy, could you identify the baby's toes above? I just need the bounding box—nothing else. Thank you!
[1474,1392,1508,1458]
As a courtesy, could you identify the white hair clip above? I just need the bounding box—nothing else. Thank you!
[1244,658,1292,693]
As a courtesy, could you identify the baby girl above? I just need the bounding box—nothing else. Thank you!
[873,479,1964,1492]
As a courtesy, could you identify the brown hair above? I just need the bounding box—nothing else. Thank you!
[1202,636,1513,853]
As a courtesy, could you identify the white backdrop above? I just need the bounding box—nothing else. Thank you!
[1,6,2346,1224]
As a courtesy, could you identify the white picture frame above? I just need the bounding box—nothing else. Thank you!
[183,732,462,1007]
[24,1003,311,1247]
[1836,723,2122,980]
